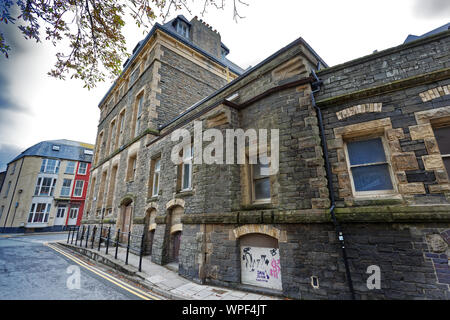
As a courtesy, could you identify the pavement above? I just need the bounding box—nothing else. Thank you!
[58,236,282,301]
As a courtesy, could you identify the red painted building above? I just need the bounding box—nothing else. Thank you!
[64,161,91,226]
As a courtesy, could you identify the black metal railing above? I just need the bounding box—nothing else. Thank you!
[67,225,146,272]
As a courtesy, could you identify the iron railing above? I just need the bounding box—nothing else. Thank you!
[67,225,146,272]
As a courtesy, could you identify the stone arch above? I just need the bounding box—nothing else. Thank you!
[166,198,185,210]
[232,224,287,242]
[236,225,284,291]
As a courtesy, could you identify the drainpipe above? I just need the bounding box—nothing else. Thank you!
[310,69,356,300]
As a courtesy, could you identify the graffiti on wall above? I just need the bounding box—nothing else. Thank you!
[241,246,282,290]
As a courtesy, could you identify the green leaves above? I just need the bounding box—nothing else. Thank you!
[1,0,247,89]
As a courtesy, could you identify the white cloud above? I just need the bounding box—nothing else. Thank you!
[0,0,448,169]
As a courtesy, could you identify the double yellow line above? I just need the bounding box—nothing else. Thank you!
[46,243,161,300]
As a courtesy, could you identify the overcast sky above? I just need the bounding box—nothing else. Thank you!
[0,0,449,171]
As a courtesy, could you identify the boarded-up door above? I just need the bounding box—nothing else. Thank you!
[240,234,282,291]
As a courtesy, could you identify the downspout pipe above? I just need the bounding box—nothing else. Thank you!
[310,70,356,300]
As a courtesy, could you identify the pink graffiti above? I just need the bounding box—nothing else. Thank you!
[270,259,281,279]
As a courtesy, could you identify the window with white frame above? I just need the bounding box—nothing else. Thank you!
[78,162,88,175]
[65,161,76,174]
[73,180,84,197]
[4,181,11,198]
[176,21,189,38]
[69,207,79,219]
[152,158,161,196]
[345,137,394,194]
[34,177,57,197]
[181,145,193,191]
[56,205,66,218]
[433,125,450,179]
[40,159,60,174]
[252,156,271,202]
[60,179,72,197]
[27,203,51,223]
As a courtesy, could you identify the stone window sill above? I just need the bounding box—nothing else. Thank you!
[175,189,195,198]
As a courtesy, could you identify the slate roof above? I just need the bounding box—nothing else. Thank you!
[404,22,450,44]
[9,139,94,165]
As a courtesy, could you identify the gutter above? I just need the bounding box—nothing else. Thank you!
[310,69,356,300]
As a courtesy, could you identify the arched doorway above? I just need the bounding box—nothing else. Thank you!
[239,233,282,291]
[168,206,183,263]
[144,208,156,255]
[118,198,133,242]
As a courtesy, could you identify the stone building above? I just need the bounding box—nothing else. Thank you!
[84,17,450,300]
[0,139,94,233]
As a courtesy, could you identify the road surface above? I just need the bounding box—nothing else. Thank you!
[0,233,162,300]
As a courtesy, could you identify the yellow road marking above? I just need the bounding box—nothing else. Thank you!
[46,243,161,300]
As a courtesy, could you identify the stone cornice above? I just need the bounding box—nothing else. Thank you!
[316,67,450,108]
[317,30,450,76]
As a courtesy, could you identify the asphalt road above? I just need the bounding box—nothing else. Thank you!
[0,233,160,300]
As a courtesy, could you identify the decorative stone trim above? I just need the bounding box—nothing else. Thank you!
[145,202,157,211]
[166,198,185,210]
[419,85,450,102]
[410,106,450,194]
[336,103,382,120]
[170,223,183,234]
[231,224,287,243]
[332,118,425,205]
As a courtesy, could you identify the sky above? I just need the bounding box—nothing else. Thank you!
[0,0,449,171]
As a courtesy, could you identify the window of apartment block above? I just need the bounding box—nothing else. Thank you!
[181,145,193,191]
[40,159,60,174]
[73,180,84,197]
[69,207,79,220]
[10,162,16,175]
[78,162,88,175]
[65,161,76,174]
[28,203,50,223]
[149,157,161,197]
[345,137,394,194]
[34,177,57,197]
[433,125,450,178]
[4,181,11,198]
[127,154,137,182]
[134,94,144,138]
[0,206,4,220]
[56,205,66,218]
[60,179,72,197]
[252,158,271,202]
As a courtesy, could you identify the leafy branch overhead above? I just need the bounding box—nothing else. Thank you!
[0,0,248,89]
